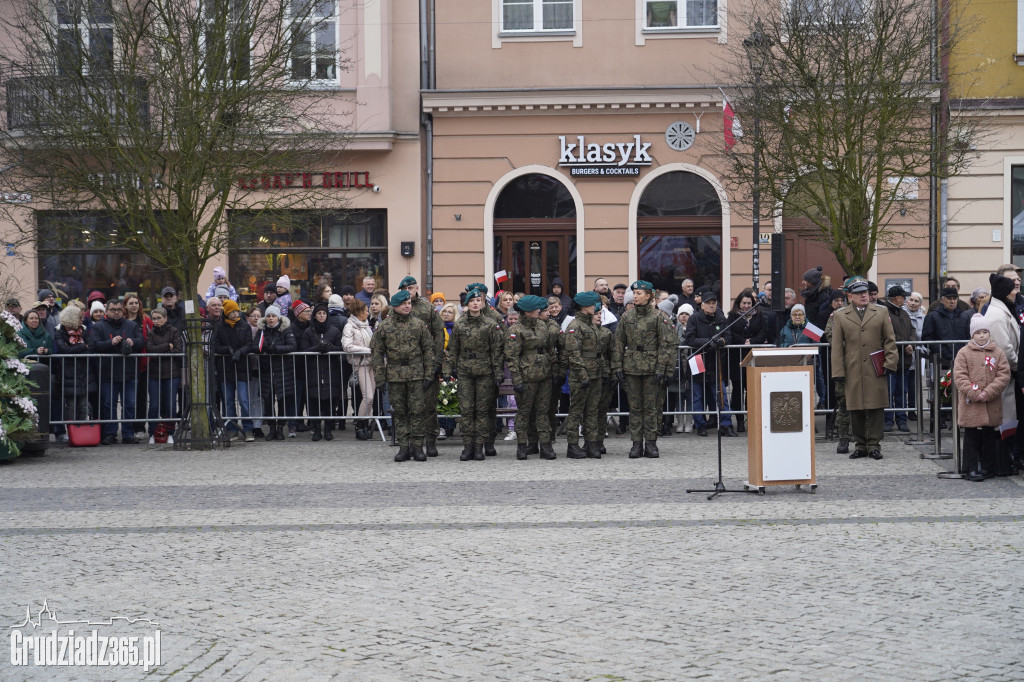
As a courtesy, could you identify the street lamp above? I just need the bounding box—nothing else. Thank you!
[743,23,772,294]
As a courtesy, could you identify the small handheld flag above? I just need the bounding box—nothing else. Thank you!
[688,354,706,375]
[802,321,824,342]
[495,270,509,286]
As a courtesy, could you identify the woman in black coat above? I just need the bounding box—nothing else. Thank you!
[300,303,344,441]
[726,288,768,432]
[145,307,183,440]
[213,300,254,440]
[250,305,297,440]
[53,305,92,424]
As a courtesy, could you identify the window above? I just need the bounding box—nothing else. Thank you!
[502,0,573,32]
[644,0,718,30]
[202,0,251,82]
[37,213,179,309]
[1012,166,1024,268]
[789,0,867,27]
[56,0,114,76]
[229,210,387,305]
[289,0,338,82]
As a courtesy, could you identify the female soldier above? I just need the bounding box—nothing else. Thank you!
[505,295,557,459]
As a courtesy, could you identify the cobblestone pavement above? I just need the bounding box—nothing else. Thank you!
[1,425,1022,681]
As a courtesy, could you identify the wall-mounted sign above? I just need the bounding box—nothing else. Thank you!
[0,193,31,204]
[237,171,371,190]
[558,135,653,177]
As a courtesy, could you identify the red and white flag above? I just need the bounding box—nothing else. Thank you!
[688,354,706,375]
[802,321,824,342]
[494,270,509,286]
[999,420,1017,440]
[723,94,742,151]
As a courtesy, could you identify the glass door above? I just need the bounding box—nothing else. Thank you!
[495,234,574,297]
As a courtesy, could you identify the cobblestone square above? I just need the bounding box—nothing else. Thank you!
[1,430,1022,680]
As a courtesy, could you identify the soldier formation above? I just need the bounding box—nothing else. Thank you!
[371,279,677,462]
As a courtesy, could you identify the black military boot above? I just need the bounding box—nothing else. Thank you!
[567,442,587,459]
[425,441,439,457]
[324,424,334,441]
[585,441,602,459]
[628,441,644,458]
[539,442,556,459]
[474,443,486,461]
[394,446,411,462]
[516,443,529,460]
[484,441,497,457]
[836,438,850,454]
[526,442,540,455]
[412,445,427,462]
[644,441,660,458]
[460,445,473,461]
[311,424,322,442]
[597,440,607,455]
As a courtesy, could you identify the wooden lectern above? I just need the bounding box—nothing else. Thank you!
[740,347,818,494]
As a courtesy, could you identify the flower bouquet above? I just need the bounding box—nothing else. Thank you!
[437,376,460,416]
[939,369,952,405]
[0,310,39,460]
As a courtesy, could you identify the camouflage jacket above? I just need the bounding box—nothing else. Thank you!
[409,296,445,370]
[594,324,613,379]
[444,313,504,379]
[564,315,602,384]
[611,303,677,376]
[545,318,567,377]
[505,316,556,384]
[370,312,432,383]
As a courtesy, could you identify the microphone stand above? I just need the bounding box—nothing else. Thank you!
[685,305,761,500]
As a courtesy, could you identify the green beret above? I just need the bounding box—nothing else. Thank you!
[517,295,548,312]
[399,276,417,289]
[630,280,654,292]
[465,288,483,301]
[390,290,411,307]
[465,282,488,294]
[573,291,600,308]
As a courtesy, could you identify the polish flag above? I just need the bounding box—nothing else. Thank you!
[999,420,1017,440]
[688,354,706,375]
[495,270,509,286]
[802,321,824,342]
[723,95,742,151]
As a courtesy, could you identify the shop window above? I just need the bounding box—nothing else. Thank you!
[1011,166,1024,268]
[644,0,718,30]
[37,212,179,309]
[637,171,722,294]
[502,0,573,32]
[494,173,576,219]
[229,210,387,306]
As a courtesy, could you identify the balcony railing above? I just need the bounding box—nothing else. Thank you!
[6,75,149,131]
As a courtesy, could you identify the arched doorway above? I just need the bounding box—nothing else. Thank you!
[493,172,577,296]
[636,171,723,295]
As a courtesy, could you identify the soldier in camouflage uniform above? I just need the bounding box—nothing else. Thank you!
[371,290,434,462]
[444,288,504,461]
[400,276,445,457]
[824,290,852,453]
[611,280,678,458]
[524,302,565,455]
[505,295,557,459]
[564,291,605,458]
[466,282,505,456]
[594,304,615,456]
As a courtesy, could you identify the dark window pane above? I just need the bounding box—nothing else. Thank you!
[637,171,722,217]
[638,234,722,294]
[494,173,576,219]
[1012,167,1024,269]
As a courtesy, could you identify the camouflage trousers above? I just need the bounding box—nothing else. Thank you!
[515,380,551,444]
[566,380,603,444]
[834,377,850,440]
[421,377,439,444]
[389,381,425,447]
[599,379,614,437]
[457,375,495,446]
[527,376,563,445]
[624,374,663,442]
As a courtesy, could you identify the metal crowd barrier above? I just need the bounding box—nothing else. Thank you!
[27,337,969,449]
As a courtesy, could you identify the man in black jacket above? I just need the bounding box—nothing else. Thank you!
[881,286,916,432]
[922,287,963,364]
[683,292,734,437]
[89,298,144,445]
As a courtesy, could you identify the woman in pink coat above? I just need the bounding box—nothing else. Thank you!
[953,314,1011,481]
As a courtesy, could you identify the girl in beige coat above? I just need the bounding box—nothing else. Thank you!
[954,314,1011,481]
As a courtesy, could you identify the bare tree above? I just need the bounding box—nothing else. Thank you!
[0,0,352,447]
[713,0,982,277]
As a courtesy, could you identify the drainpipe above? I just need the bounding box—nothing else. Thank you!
[420,0,435,292]
[929,107,938,302]
[940,177,948,278]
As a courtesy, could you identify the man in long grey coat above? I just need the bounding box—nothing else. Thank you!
[830,278,899,460]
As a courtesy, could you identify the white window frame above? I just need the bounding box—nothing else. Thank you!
[642,0,720,32]
[55,0,115,75]
[635,0,726,45]
[493,0,581,48]
[286,0,340,87]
